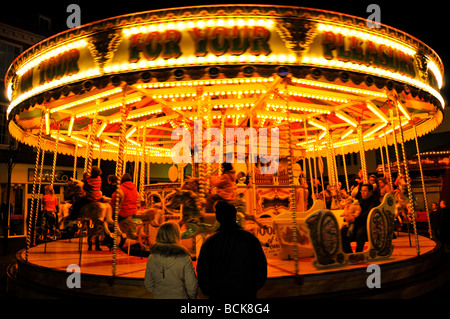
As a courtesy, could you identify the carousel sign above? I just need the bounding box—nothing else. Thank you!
[320,30,416,78]
[171,119,280,174]
[19,49,81,92]
[6,11,444,115]
[128,25,272,63]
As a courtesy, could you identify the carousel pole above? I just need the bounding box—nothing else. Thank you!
[341,146,350,194]
[383,133,394,190]
[220,114,226,176]
[146,150,150,185]
[123,140,128,176]
[69,142,79,245]
[73,143,78,179]
[85,111,98,174]
[112,90,128,279]
[396,102,420,255]
[197,90,211,215]
[308,152,316,201]
[79,111,98,256]
[25,113,44,261]
[97,141,102,170]
[43,124,60,253]
[204,96,212,194]
[357,125,368,184]
[313,144,317,196]
[33,139,46,247]
[133,151,138,186]
[325,126,336,188]
[50,125,60,188]
[390,109,403,180]
[287,113,299,277]
[312,138,319,197]
[139,127,146,205]
[331,133,340,199]
[315,136,325,196]
[413,117,432,238]
[84,121,91,172]
[304,122,316,201]
[379,138,386,179]
[326,126,340,207]
[194,89,211,257]
[250,115,258,217]
[390,108,411,245]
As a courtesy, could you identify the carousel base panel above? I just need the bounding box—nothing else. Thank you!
[6,232,449,299]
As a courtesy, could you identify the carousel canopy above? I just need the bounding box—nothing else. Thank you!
[4,5,445,163]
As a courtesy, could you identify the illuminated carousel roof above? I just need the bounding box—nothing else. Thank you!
[5,5,445,163]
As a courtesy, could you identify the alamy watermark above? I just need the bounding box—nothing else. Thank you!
[366,4,381,28]
[66,4,81,28]
[66,264,81,288]
[366,264,381,288]
[171,120,280,174]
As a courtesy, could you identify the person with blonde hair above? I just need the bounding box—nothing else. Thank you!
[42,185,58,214]
[144,222,198,299]
[41,185,60,238]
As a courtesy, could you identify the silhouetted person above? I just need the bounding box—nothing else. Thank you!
[430,202,440,240]
[197,201,267,299]
[439,200,450,250]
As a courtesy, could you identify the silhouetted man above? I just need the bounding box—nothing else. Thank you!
[430,202,440,240]
[439,200,450,250]
[196,201,267,299]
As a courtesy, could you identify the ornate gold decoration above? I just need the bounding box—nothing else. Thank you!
[87,29,122,72]
[275,18,317,59]
[306,193,396,269]
[414,51,428,83]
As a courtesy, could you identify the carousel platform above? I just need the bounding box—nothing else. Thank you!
[6,232,450,299]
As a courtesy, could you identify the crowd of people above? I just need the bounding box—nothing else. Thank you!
[315,168,450,253]
[41,162,450,299]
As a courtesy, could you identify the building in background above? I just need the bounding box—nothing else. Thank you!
[0,16,51,239]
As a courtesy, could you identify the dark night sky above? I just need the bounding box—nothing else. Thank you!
[2,0,449,131]
[2,1,446,57]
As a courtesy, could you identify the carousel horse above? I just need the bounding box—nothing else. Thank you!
[165,177,218,239]
[62,180,114,248]
[165,177,264,239]
[101,205,164,251]
[394,176,414,226]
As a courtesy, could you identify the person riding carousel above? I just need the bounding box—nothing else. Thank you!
[205,163,237,215]
[41,185,60,239]
[109,173,139,249]
[69,166,103,219]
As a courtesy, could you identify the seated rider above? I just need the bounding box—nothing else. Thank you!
[341,183,379,253]
[110,173,139,248]
[340,197,361,237]
[377,178,392,203]
[70,166,103,219]
[205,163,237,214]
[110,173,139,221]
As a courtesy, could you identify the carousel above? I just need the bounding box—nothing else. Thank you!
[5,5,449,299]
